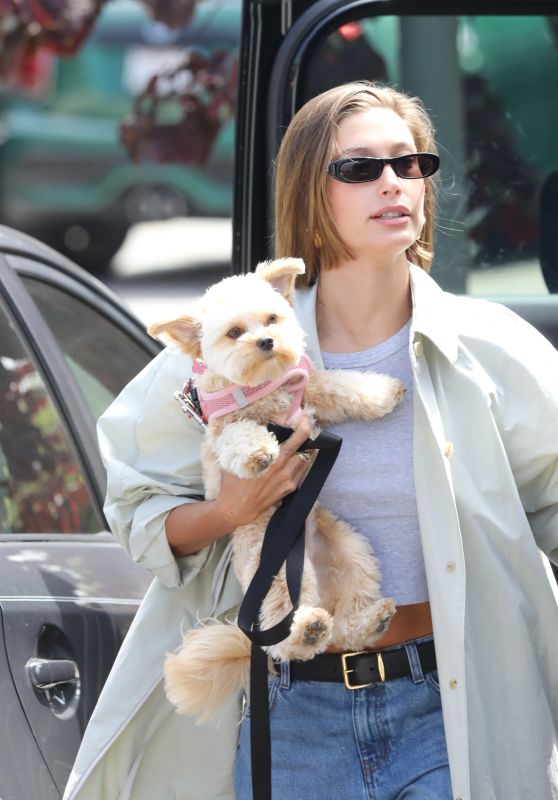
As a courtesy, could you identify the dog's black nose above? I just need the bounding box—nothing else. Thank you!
[257,337,274,351]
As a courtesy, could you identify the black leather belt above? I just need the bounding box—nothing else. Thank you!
[273,639,437,690]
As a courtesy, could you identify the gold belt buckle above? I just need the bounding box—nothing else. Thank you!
[341,650,386,690]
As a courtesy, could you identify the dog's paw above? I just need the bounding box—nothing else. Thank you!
[366,598,397,640]
[230,443,279,477]
[330,598,397,651]
[359,374,406,418]
[245,447,277,475]
[278,606,333,661]
[384,378,406,412]
[303,617,328,645]
[218,421,280,477]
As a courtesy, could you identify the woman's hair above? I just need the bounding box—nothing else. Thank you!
[274,82,438,286]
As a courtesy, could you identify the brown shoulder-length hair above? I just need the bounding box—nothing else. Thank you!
[274,82,439,286]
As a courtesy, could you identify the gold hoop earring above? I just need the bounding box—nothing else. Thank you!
[313,231,322,248]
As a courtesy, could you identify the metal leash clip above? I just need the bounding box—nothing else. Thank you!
[174,389,207,429]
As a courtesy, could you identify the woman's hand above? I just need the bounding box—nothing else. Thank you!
[213,418,313,530]
[166,419,314,557]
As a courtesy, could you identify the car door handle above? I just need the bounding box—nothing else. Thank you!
[26,657,80,691]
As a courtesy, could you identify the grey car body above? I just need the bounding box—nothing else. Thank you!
[0,227,158,798]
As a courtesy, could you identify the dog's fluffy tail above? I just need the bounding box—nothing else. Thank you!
[164,623,251,722]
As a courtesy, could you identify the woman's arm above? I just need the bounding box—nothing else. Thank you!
[166,419,313,556]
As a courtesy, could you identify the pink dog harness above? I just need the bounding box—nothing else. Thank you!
[182,353,312,425]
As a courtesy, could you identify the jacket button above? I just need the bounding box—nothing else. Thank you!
[446,561,456,572]
[449,679,458,689]
[444,441,454,458]
[413,340,423,357]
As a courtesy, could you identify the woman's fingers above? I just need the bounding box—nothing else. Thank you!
[279,419,315,480]
[278,417,312,459]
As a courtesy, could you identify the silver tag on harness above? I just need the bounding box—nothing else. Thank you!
[174,390,207,429]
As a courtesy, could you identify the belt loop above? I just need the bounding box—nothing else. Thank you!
[279,660,291,689]
[404,641,425,684]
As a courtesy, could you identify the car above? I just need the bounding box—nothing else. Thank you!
[0,225,160,798]
[0,0,240,274]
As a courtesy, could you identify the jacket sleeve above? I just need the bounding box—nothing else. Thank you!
[492,307,558,565]
[97,344,214,588]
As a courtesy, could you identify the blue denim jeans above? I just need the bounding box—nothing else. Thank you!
[235,636,451,800]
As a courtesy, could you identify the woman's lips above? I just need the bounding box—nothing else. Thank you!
[371,206,411,226]
[371,213,410,226]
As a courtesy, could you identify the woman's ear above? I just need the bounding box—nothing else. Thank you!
[255,257,306,305]
[147,315,202,359]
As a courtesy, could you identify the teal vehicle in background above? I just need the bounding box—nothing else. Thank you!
[0,0,240,272]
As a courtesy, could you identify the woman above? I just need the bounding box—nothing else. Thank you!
[64,83,558,800]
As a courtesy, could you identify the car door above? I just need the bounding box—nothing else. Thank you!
[0,228,160,798]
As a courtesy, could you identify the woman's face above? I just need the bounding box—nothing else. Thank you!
[327,107,426,264]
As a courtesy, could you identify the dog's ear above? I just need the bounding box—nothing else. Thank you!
[147,315,202,359]
[255,258,305,305]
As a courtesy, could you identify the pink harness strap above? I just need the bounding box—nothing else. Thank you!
[186,354,312,424]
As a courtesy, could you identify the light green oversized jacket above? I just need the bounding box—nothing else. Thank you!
[65,266,558,800]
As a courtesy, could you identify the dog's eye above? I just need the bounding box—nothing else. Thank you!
[227,327,243,339]
[265,314,278,326]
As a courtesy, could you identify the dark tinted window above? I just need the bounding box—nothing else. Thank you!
[0,297,103,533]
[23,277,152,420]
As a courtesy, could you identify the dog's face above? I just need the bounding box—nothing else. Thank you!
[148,258,306,386]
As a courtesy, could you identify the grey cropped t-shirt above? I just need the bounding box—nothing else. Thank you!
[319,320,428,606]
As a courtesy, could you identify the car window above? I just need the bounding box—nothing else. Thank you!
[300,13,558,297]
[0,296,103,534]
[23,277,153,420]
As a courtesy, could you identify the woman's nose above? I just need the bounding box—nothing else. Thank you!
[378,163,402,194]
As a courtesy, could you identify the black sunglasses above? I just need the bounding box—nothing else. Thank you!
[327,152,440,183]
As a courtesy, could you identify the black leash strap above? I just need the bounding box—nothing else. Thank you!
[237,424,342,800]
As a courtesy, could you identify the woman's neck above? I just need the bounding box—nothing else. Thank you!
[316,255,412,353]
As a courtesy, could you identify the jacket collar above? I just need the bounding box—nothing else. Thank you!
[293,263,458,366]
[409,264,458,363]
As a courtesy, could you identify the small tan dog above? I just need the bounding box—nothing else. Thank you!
[148,258,402,721]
